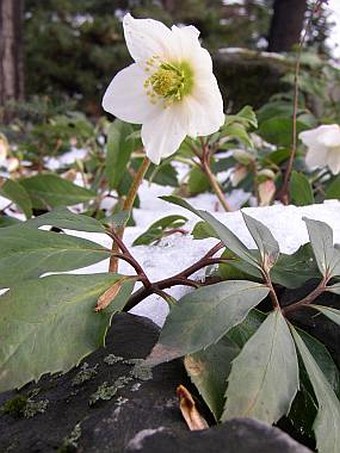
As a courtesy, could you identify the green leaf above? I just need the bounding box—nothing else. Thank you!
[218,249,261,281]
[19,174,96,209]
[222,310,299,424]
[0,273,135,392]
[225,105,258,129]
[101,211,130,229]
[0,225,110,288]
[105,120,135,189]
[222,123,254,148]
[310,305,340,327]
[0,178,33,219]
[303,218,340,278]
[145,161,179,187]
[146,281,269,365]
[325,175,340,200]
[289,171,314,206]
[184,336,240,421]
[187,167,210,195]
[191,221,219,240]
[291,327,340,453]
[271,243,319,288]
[242,212,280,271]
[161,196,260,270]
[259,117,309,147]
[132,215,187,246]
[297,329,339,396]
[25,206,106,232]
[0,215,22,228]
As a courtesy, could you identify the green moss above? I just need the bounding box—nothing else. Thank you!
[0,394,48,418]
[58,422,82,453]
[71,362,98,386]
[103,354,124,365]
[24,399,49,418]
[130,362,153,382]
[1,395,28,417]
[89,382,118,406]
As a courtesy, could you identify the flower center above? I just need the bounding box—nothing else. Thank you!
[145,60,194,106]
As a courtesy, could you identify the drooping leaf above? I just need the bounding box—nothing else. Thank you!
[19,174,96,209]
[291,327,340,453]
[0,225,110,288]
[310,305,340,327]
[161,196,260,270]
[25,206,106,232]
[146,280,269,365]
[105,120,136,189]
[0,273,135,392]
[133,214,188,246]
[0,178,33,219]
[184,335,240,420]
[242,212,280,271]
[303,218,340,278]
[289,171,314,206]
[222,310,299,424]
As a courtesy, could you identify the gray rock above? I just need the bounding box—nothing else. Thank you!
[0,313,311,453]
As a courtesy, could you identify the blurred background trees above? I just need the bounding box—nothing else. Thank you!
[0,0,24,119]
[0,0,336,118]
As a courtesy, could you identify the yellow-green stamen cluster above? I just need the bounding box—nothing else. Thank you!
[144,60,194,106]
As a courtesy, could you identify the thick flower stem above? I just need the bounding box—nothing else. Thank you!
[109,155,151,273]
[200,139,232,212]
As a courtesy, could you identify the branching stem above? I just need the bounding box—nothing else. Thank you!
[282,277,328,316]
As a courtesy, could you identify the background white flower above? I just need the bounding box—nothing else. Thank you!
[299,124,340,175]
[102,14,224,164]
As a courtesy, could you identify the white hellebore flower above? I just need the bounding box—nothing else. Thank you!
[299,124,340,175]
[102,14,224,164]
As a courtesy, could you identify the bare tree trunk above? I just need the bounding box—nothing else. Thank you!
[267,0,307,52]
[0,0,24,119]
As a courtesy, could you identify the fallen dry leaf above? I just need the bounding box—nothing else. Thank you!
[176,384,209,431]
[95,277,129,312]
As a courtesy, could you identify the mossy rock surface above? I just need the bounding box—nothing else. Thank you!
[0,313,311,452]
[214,49,292,111]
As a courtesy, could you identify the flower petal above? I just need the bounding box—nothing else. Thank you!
[319,125,340,147]
[141,107,187,164]
[102,64,161,124]
[326,147,340,175]
[305,145,328,169]
[171,25,213,76]
[183,78,225,137]
[123,14,174,63]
